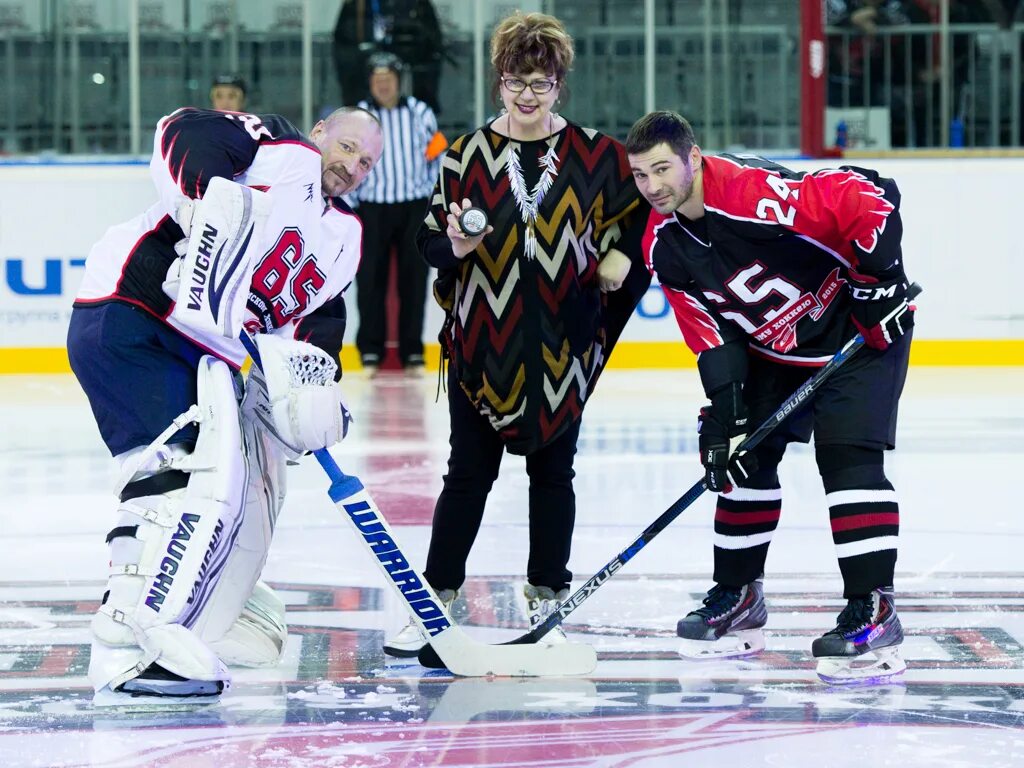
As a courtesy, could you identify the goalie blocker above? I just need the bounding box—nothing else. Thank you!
[168,176,271,339]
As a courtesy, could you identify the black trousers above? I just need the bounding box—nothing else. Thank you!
[424,373,581,593]
[355,199,430,364]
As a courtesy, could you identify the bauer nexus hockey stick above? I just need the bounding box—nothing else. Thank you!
[239,333,596,676]
[419,283,922,667]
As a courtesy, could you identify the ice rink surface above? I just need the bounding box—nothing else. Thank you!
[1,366,1023,767]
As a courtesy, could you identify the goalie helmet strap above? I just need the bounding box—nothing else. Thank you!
[121,470,190,502]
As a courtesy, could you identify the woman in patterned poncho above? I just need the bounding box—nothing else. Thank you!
[384,11,651,658]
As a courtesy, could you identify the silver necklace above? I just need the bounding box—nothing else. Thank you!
[505,113,559,260]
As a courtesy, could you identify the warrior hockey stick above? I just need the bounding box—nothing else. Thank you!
[419,283,922,667]
[240,333,596,676]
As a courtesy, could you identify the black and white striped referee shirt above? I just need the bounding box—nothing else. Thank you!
[355,96,440,204]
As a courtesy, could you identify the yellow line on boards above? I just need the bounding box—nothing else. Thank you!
[2,347,73,374]
[3,340,1024,374]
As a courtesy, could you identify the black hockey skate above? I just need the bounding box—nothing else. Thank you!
[812,587,906,685]
[676,579,767,659]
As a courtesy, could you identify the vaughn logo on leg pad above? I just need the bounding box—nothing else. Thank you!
[145,512,201,611]
[187,519,226,606]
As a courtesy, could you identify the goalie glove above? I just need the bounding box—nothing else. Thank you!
[848,275,915,351]
[697,383,758,494]
[243,334,352,456]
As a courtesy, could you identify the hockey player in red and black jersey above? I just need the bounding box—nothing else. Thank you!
[67,107,383,705]
[623,111,914,685]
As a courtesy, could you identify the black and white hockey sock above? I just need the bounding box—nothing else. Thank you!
[817,445,899,598]
[712,483,782,587]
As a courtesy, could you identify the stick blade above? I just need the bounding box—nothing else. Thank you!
[419,628,541,667]
[420,626,596,676]
[417,643,445,669]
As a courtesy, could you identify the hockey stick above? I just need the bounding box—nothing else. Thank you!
[419,283,922,667]
[239,333,596,676]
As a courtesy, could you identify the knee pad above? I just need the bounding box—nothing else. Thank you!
[207,581,288,667]
[815,444,886,489]
[91,355,245,694]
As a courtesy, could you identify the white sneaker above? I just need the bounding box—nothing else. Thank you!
[524,584,569,644]
[383,589,457,658]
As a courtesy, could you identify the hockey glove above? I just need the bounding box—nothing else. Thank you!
[244,334,353,457]
[698,383,758,494]
[849,275,914,351]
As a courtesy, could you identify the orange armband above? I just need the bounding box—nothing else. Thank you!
[425,131,448,162]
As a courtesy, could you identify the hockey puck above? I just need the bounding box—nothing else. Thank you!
[458,207,489,237]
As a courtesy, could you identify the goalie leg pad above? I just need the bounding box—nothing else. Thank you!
[194,419,289,666]
[89,355,247,698]
[89,484,234,698]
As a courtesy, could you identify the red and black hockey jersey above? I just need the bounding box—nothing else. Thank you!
[638,153,905,393]
[75,108,362,369]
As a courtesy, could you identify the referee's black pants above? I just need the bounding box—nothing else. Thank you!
[355,199,430,366]
[424,370,580,594]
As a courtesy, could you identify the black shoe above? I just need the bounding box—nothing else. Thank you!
[812,587,903,658]
[361,353,381,375]
[812,587,906,684]
[677,580,768,640]
[403,354,425,377]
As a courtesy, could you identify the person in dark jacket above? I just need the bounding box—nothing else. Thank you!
[332,0,445,112]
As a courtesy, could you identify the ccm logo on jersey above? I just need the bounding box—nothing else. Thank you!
[850,282,905,302]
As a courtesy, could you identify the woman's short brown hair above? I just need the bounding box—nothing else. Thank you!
[490,12,574,99]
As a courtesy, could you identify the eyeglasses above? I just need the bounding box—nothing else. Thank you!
[501,76,558,95]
